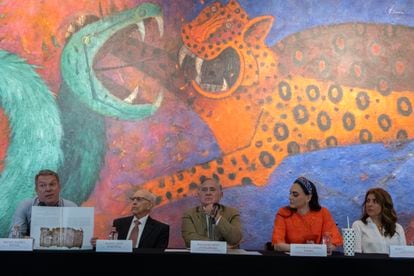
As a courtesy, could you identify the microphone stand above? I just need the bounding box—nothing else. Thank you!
[208,204,219,240]
[208,215,216,240]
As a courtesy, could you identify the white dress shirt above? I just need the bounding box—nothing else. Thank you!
[126,215,148,248]
[352,217,406,254]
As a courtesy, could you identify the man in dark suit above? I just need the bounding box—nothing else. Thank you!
[112,189,169,249]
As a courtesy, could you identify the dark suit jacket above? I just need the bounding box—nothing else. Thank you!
[113,215,169,249]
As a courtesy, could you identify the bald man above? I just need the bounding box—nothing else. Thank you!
[112,189,169,249]
[181,178,242,248]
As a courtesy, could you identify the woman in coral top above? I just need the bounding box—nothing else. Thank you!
[271,176,342,252]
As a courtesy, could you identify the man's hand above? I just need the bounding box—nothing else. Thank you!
[202,204,214,216]
[202,203,219,217]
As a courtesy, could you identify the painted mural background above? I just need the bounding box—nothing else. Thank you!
[1,0,414,249]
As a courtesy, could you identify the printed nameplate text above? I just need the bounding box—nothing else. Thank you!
[389,245,414,258]
[190,240,227,254]
[96,240,132,253]
[290,244,327,257]
[0,238,33,251]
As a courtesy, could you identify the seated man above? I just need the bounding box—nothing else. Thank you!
[9,169,77,237]
[181,178,242,248]
[112,189,169,249]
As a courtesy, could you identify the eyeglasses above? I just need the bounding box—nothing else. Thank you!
[200,187,218,192]
[129,197,150,202]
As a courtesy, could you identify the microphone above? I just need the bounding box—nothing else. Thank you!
[208,203,219,240]
[211,203,220,218]
[208,214,216,240]
[209,215,216,225]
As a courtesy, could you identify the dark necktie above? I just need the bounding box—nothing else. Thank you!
[129,220,140,248]
[208,216,216,240]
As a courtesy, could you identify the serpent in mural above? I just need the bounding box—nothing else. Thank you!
[57,2,163,202]
[140,0,414,205]
[0,2,164,236]
[0,50,63,236]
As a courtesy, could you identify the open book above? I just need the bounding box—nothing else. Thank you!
[30,206,94,250]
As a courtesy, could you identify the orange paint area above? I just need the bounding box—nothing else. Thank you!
[0,0,136,172]
[140,1,414,207]
[0,0,137,94]
[0,110,10,172]
[180,0,275,98]
[143,75,414,206]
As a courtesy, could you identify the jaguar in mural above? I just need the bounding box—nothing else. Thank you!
[140,0,414,206]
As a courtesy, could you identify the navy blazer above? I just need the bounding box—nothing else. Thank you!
[113,215,169,249]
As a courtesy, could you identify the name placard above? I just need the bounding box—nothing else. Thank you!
[95,240,132,253]
[190,240,227,254]
[389,245,414,258]
[290,244,327,257]
[0,238,33,251]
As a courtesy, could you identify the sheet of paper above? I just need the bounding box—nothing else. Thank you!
[30,206,94,250]
[164,248,190,252]
[227,249,262,255]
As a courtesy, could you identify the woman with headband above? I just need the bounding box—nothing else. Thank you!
[271,176,342,252]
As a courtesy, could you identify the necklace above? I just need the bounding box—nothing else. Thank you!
[375,223,383,233]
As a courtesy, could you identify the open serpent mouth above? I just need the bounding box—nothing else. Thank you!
[93,16,172,105]
[178,45,240,96]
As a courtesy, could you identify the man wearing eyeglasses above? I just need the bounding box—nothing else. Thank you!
[112,189,169,249]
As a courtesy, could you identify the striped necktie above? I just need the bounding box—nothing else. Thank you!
[129,220,140,248]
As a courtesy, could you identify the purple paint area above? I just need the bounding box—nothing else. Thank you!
[103,91,221,188]
[191,0,414,45]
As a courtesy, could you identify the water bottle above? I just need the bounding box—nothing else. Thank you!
[322,232,332,255]
[108,227,118,240]
[11,225,22,239]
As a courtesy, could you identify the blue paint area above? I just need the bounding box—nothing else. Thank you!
[156,140,414,249]
[229,141,414,249]
[189,0,414,45]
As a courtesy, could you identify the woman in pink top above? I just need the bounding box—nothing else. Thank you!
[271,176,342,252]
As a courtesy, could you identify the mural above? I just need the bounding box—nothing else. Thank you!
[1,0,414,249]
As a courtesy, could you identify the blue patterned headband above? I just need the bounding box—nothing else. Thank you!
[296,177,313,194]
